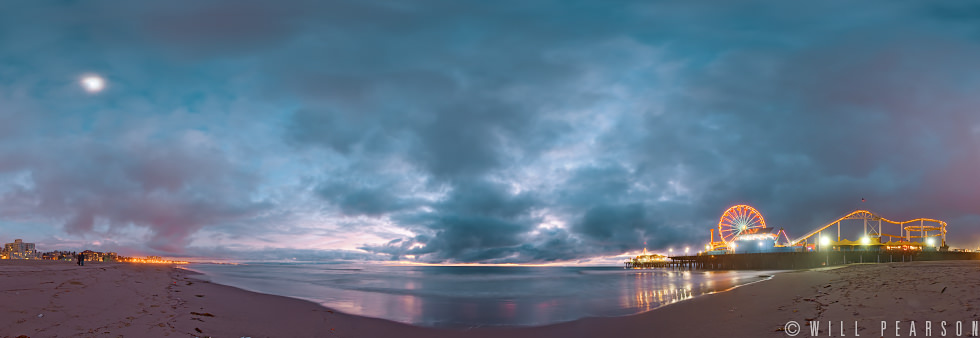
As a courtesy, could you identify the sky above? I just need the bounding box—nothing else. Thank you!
[1,1,979,263]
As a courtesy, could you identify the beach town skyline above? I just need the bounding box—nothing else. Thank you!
[3,200,977,265]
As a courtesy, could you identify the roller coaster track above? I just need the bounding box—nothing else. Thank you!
[788,210,947,246]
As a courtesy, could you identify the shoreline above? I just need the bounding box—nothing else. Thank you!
[4,260,977,337]
[181,263,786,329]
[170,265,832,338]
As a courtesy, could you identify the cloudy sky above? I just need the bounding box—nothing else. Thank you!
[1,1,979,262]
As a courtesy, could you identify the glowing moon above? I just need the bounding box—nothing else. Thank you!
[80,75,106,93]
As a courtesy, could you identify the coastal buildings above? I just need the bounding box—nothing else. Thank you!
[41,251,76,261]
[37,250,119,262]
[0,239,118,261]
[0,237,182,263]
[81,250,118,262]
[2,239,38,259]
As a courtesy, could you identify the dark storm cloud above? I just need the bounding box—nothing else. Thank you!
[2,1,979,260]
[315,178,420,217]
[335,0,980,260]
[641,31,980,233]
[557,164,633,207]
[140,1,304,55]
[576,204,645,244]
[188,246,389,262]
[360,174,698,262]
[360,179,543,262]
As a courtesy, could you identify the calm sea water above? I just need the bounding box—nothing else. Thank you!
[186,263,777,328]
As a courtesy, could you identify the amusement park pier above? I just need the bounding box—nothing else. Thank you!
[626,205,980,270]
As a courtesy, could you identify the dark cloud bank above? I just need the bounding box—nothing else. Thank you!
[1,1,979,261]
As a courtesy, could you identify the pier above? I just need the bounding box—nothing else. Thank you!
[626,205,979,270]
[653,250,980,270]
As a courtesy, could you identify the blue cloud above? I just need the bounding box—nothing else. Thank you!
[1,1,979,260]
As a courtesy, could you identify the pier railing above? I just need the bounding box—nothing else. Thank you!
[627,251,980,270]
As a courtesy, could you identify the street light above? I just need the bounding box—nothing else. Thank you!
[861,236,870,245]
[820,236,831,265]
[926,238,935,247]
[685,247,690,255]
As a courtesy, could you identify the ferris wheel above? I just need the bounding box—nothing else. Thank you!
[718,204,767,243]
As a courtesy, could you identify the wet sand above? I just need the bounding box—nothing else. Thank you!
[1,260,977,337]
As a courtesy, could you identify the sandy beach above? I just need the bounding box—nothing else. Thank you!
[2,260,978,338]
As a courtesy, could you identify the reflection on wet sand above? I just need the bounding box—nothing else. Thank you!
[191,264,776,328]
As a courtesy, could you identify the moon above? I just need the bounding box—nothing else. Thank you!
[80,74,106,93]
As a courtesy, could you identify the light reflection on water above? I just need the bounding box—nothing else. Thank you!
[188,263,777,328]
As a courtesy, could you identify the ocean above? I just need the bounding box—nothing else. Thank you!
[186,263,776,328]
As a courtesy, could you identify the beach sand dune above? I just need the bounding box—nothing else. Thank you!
[2,260,977,337]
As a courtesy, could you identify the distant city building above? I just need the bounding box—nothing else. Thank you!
[41,251,76,261]
[1,238,164,263]
[80,250,118,262]
[2,239,39,259]
[38,250,119,262]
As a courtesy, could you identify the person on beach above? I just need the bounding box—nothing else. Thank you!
[77,252,84,266]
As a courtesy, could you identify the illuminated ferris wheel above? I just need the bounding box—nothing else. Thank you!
[718,205,767,243]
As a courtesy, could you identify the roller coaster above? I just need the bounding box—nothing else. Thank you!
[705,205,947,252]
[787,209,947,247]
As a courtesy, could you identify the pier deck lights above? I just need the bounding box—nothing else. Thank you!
[861,236,870,245]
[819,236,830,246]
[926,238,935,247]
